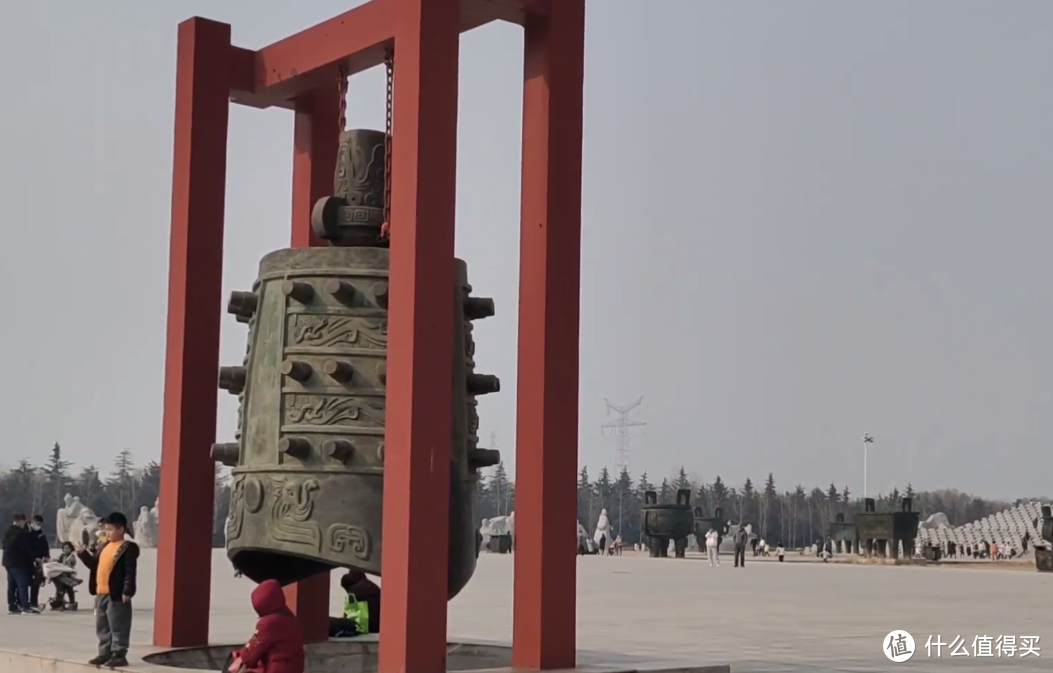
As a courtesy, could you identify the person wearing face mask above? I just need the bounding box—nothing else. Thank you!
[28,515,51,609]
[3,514,39,614]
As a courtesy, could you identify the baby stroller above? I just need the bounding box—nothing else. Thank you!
[42,560,82,611]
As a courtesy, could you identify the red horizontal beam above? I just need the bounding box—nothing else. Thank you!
[234,0,396,107]
[225,46,284,110]
[226,0,535,109]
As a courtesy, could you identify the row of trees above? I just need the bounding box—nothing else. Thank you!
[476,462,1035,547]
[0,443,231,546]
[568,466,1029,547]
[1,445,1039,550]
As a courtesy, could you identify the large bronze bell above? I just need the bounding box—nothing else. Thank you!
[213,129,501,599]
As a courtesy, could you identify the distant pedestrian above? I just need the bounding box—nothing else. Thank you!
[28,515,50,609]
[776,541,785,562]
[733,526,748,568]
[3,514,38,614]
[705,528,720,567]
[77,512,139,668]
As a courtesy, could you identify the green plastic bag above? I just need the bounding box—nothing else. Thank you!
[343,593,370,635]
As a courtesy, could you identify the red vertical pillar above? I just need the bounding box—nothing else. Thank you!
[154,17,232,648]
[290,87,339,248]
[512,1,586,669]
[377,1,460,672]
[283,85,340,639]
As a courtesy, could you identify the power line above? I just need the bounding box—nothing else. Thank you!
[600,396,645,474]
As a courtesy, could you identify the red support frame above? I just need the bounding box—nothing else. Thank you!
[154,18,231,648]
[156,1,584,669]
[512,1,586,668]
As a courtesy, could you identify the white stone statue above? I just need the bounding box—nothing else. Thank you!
[486,515,512,536]
[55,494,83,544]
[920,512,950,530]
[507,511,515,538]
[479,518,492,548]
[151,497,160,529]
[593,508,612,546]
[134,506,156,548]
[68,508,100,548]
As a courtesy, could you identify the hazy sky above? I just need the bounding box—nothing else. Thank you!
[1,1,1050,500]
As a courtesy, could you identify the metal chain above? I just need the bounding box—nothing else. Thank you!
[380,50,394,241]
[337,66,348,135]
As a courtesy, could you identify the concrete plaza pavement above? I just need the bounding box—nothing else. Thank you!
[0,549,1049,672]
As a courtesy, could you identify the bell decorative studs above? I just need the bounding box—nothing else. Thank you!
[281,280,315,303]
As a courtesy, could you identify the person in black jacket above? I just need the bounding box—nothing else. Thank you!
[2,514,38,614]
[732,525,748,568]
[76,512,139,668]
[328,571,381,637]
[2,516,20,613]
[27,515,51,609]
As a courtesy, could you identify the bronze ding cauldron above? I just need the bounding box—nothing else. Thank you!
[641,489,694,558]
[693,505,728,550]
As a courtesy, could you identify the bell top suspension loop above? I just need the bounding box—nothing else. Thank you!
[310,55,394,248]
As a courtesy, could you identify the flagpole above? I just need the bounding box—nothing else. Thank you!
[862,434,874,500]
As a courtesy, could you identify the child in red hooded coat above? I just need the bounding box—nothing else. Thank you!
[231,580,305,673]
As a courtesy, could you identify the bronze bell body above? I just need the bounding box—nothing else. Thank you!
[214,129,500,599]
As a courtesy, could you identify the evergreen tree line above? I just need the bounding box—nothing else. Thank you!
[0,443,231,547]
[3,447,1038,551]
[479,463,1040,549]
